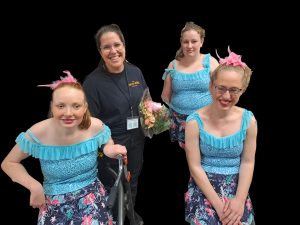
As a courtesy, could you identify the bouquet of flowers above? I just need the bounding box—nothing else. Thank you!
[139,88,171,138]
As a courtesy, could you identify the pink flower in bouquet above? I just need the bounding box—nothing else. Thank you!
[144,100,162,113]
[151,102,162,112]
[144,100,153,113]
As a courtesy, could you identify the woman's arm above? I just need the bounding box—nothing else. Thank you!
[221,116,257,224]
[236,116,257,202]
[161,62,173,104]
[161,76,172,104]
[1,145,45,208]
[185,119,225,217]
[92,118,127,159]
[210,56,220,73]
[103,138,127,159]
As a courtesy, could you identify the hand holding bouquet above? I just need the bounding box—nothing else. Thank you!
[139,88,171,138]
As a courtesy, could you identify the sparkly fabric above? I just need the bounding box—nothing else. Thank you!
[185,109,255,224]
[40,151,97,195]
[16,125,111,195]
[186,110,253,174]
[162,54,213,115]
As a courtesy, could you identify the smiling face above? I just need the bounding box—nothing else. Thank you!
[99,31,126,73]
[210,69,244,110]
[181,29,203,57]
[51,86,87,129]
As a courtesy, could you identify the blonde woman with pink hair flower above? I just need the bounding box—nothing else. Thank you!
[1,71,127,225]
[185,48,256,225]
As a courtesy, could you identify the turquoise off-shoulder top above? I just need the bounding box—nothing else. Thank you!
[162,54,212,115]
[15,125,111,195]
[186,109,253,174]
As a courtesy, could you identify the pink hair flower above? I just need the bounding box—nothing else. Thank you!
[216,46,247,68]
[38,70,77,90]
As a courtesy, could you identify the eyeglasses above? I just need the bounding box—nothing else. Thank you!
[100,42,123,52]
[214,85,243,95]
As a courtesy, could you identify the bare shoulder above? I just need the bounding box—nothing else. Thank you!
[249,113,257,125]
[210,56,219,71]
[236,107,257,125]
[90,117,105,132]
[210,55,218,63]
[247,113,258,136]
[186,114,200,135]
[167,60,175,69]
[197,106,208,118]
[28,118,51,135]
[234,106,243,113]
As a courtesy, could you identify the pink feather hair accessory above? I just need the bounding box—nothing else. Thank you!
[38,70,77,90]
[216,46,247,68]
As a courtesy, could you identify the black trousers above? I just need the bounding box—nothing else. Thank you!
[98,127,145,207]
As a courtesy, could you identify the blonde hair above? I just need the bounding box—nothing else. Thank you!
[211,64,253,90]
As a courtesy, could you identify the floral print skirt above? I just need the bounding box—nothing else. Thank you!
[169,108,188,148]
[38,179,115,225]
[185,173,254,225]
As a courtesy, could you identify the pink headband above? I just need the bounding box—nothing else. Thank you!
[216,46,247,69]
[38,70,77,90]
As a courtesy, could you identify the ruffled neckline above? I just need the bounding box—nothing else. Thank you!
[162,54,211,80]
[186,109,253,148]
[16,125,111,160]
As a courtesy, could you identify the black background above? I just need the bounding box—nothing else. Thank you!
[1,3,290,224]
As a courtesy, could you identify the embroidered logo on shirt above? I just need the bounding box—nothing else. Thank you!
[128,81,141,87]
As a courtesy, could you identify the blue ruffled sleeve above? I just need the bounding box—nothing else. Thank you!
[16,125,111,160]
[202,53,211,69]
[186,112,203,127]
[241,110,254,130]
[162,68,174,80]
[162,60,176,80]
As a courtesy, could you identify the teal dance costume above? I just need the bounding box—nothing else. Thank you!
[162,54,213,147]
[185,109,255,225]
[16,125,115,225]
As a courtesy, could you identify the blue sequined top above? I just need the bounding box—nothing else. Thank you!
[15,125,111,195]
[162,54,212,115]
[186,109,253,174]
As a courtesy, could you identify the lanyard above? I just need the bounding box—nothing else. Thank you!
[107,63,134,117]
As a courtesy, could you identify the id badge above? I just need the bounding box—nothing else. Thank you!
[127,116,139,130]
